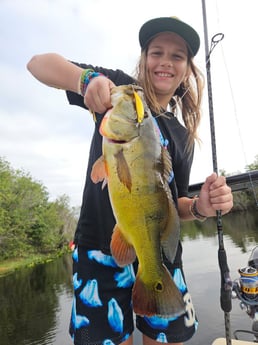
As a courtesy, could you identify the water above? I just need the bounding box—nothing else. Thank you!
[0,255,74,345]
[0,210,257,345]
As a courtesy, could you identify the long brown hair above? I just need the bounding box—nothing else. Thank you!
[134,49,205,149]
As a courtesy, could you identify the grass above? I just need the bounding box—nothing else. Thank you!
[0,251,69,277]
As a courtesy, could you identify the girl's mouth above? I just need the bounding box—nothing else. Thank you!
[155,72,174,78]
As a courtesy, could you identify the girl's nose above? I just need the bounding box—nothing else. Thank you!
[161,59,173,67]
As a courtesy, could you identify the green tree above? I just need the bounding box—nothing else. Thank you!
[232,154,258,210]
[245,154,258,171]
[0,157,77,260]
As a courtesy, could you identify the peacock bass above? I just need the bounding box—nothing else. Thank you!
[91,84,185,318]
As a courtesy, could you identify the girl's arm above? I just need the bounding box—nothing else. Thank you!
[27,53,114,113]
[27,53,83,92]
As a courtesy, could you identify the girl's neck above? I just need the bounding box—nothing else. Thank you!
[156,94,172,110]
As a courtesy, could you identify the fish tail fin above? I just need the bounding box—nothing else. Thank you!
[132,264,185,318]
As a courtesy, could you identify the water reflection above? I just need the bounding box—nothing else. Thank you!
[0,210,257,345]
[0,255,73,345]
[181,210,258,344]
[181,209,258,252]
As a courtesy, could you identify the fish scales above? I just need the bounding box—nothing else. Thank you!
[91,84,185,318]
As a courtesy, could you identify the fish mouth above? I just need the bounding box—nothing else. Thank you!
[106,138,127,144]
[105,135,139,144]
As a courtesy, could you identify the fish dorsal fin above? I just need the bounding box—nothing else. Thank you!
[114,149,132,192]
[151,117,174,184]
[161,147,173,183]
[160,147,180,263]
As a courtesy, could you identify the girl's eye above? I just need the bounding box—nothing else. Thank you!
[149,51,162,56]
[173,54,187,61]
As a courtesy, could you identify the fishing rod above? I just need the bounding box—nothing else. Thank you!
[201,1,233,345]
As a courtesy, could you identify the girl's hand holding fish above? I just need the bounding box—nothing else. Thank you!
[197,172,233,217]
[84,75,115,114]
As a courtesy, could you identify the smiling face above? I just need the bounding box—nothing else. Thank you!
[146,32,190,108]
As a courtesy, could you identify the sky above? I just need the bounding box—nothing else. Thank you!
[1,0,257,207]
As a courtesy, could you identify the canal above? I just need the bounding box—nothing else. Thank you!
[0,210,257,344]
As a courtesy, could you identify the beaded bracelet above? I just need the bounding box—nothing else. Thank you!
[79,68,105,96]
[189,196,207,222]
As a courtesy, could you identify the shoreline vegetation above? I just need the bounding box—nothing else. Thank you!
[1,157,257,278]
[0,157,78,276]
[0,248,71,277]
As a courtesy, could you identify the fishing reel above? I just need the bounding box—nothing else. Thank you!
[232,246,258,341]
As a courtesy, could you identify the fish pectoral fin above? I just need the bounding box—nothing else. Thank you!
[114,150,132,192]
[132,264,185,318]
[110,225,136,267]
[161,199,180,264]
[91,156,108,184]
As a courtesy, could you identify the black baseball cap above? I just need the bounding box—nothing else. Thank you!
[139,16,200,56]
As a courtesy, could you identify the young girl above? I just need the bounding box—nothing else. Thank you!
[27,16,233,345]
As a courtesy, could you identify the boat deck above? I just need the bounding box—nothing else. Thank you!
[212,338,254,344]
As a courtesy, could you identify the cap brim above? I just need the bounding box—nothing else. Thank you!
[139,17,200,56]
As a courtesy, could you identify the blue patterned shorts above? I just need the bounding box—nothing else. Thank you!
[69,246,197,345]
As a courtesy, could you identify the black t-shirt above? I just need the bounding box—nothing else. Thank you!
[66,64,194,266]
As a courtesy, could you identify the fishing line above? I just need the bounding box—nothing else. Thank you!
[219,44,258,207]
[214,0,257,205]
